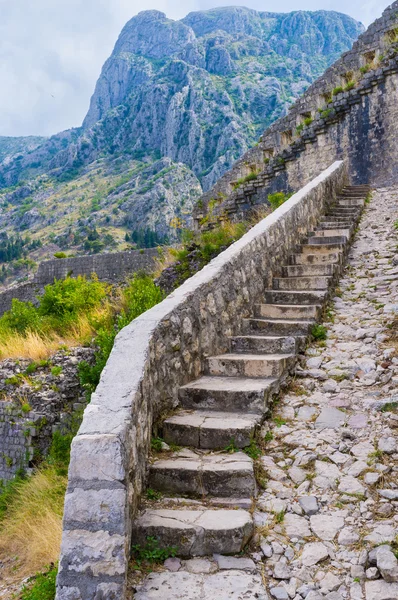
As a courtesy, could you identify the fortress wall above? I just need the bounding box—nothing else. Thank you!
[194,1,398,226]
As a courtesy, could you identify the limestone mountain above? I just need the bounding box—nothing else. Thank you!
[0,7,364,286]
[0,136,46,165]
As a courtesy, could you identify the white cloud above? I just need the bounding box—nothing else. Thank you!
[0,0,390,137]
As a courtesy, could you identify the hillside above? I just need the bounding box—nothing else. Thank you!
[0,7,364,287]
[0,136,46,164]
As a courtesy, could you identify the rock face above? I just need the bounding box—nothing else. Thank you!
[0,8,363,193]
[0,136,46,165]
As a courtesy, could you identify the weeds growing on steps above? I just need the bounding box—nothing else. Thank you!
[310,324,328,341]
[131,536,178,570]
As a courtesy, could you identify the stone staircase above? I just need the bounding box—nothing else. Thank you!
[132,185,370,562]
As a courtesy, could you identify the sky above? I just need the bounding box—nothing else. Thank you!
[0,0,388,138]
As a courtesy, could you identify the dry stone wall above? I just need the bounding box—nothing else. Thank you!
[0,403,36,483]
[0,248,158,316]
[56,161,348,600]
[194,1,398,226]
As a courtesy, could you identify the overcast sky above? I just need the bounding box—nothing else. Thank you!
[0,0,388,138]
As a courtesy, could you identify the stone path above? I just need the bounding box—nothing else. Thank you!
[132,186,398,600]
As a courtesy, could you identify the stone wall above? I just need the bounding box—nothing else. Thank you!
[0,402,37,483]
[194,1,398,226]
[56,161,348,600]
[0,248,158,316]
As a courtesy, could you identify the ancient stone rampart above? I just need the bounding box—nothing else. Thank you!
[194,1,398,226]
[0,248,158,316]
[56,161,348,600]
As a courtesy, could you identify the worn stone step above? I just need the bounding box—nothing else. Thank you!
[301,243,346,255]
[243,317,313,336]
[317,221,352,229]
[311,228,351,238]
[230,334,305,355]
[320,213,357,226]
[336,198,365,207]
[179,376,278,414]
[263,289,327,304]
[149,450,256,498]
[163,411,261,449]
[254,302,321,319]
[132,508,253,557]
[282,264,337,277]
[206,352,295,378]
[273,275,332,290]
[289,252,342,265]
[306,235,348,245]
[328,207,361,215]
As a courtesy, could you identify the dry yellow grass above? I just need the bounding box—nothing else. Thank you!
[0,331,62,361]
[0,303,114,360]
[0,467,66,577]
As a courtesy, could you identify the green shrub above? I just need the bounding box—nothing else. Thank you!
[296,123,304,135]
[332,86,344,96]
[132,536,177,566]
[0,299,41,334]
[303,116,313,126]
[232,172,258,190]
[320,108,333,119]
[344,81,355,91]
[78,275,165,396]
[20,565,57,600]
[311,324,328,340]
[39,276,107,323]
[47,430,74,477]
[53,252,67,259]
[50,366,62,376]
[360,64,370,74]
[268,192,293,211]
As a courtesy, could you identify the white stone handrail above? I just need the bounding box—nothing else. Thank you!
[56,160,348,600]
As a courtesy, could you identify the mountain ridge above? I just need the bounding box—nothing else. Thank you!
[0,6,364,288]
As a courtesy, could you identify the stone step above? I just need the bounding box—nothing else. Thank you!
[328,207,361,215]
[230,334,305,355]
[323,214,356,222]
[149,450,256,498]
[311,228,351,238]
[317,221,352,229]
[179,376,278,414]
[263,289,327,304]
[254,302,321,319]
[289,252,342,265]
[243,317,313,336]
[306,235,348,245]
[132,508,253,557]
[273,275,332,290]
[282,263,337,277]
[301,243,345,255]
[336,198,365,207]
[163,410,261,449]
[206,352,295,378]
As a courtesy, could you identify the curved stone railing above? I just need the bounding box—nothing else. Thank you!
[56,161,348,600]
